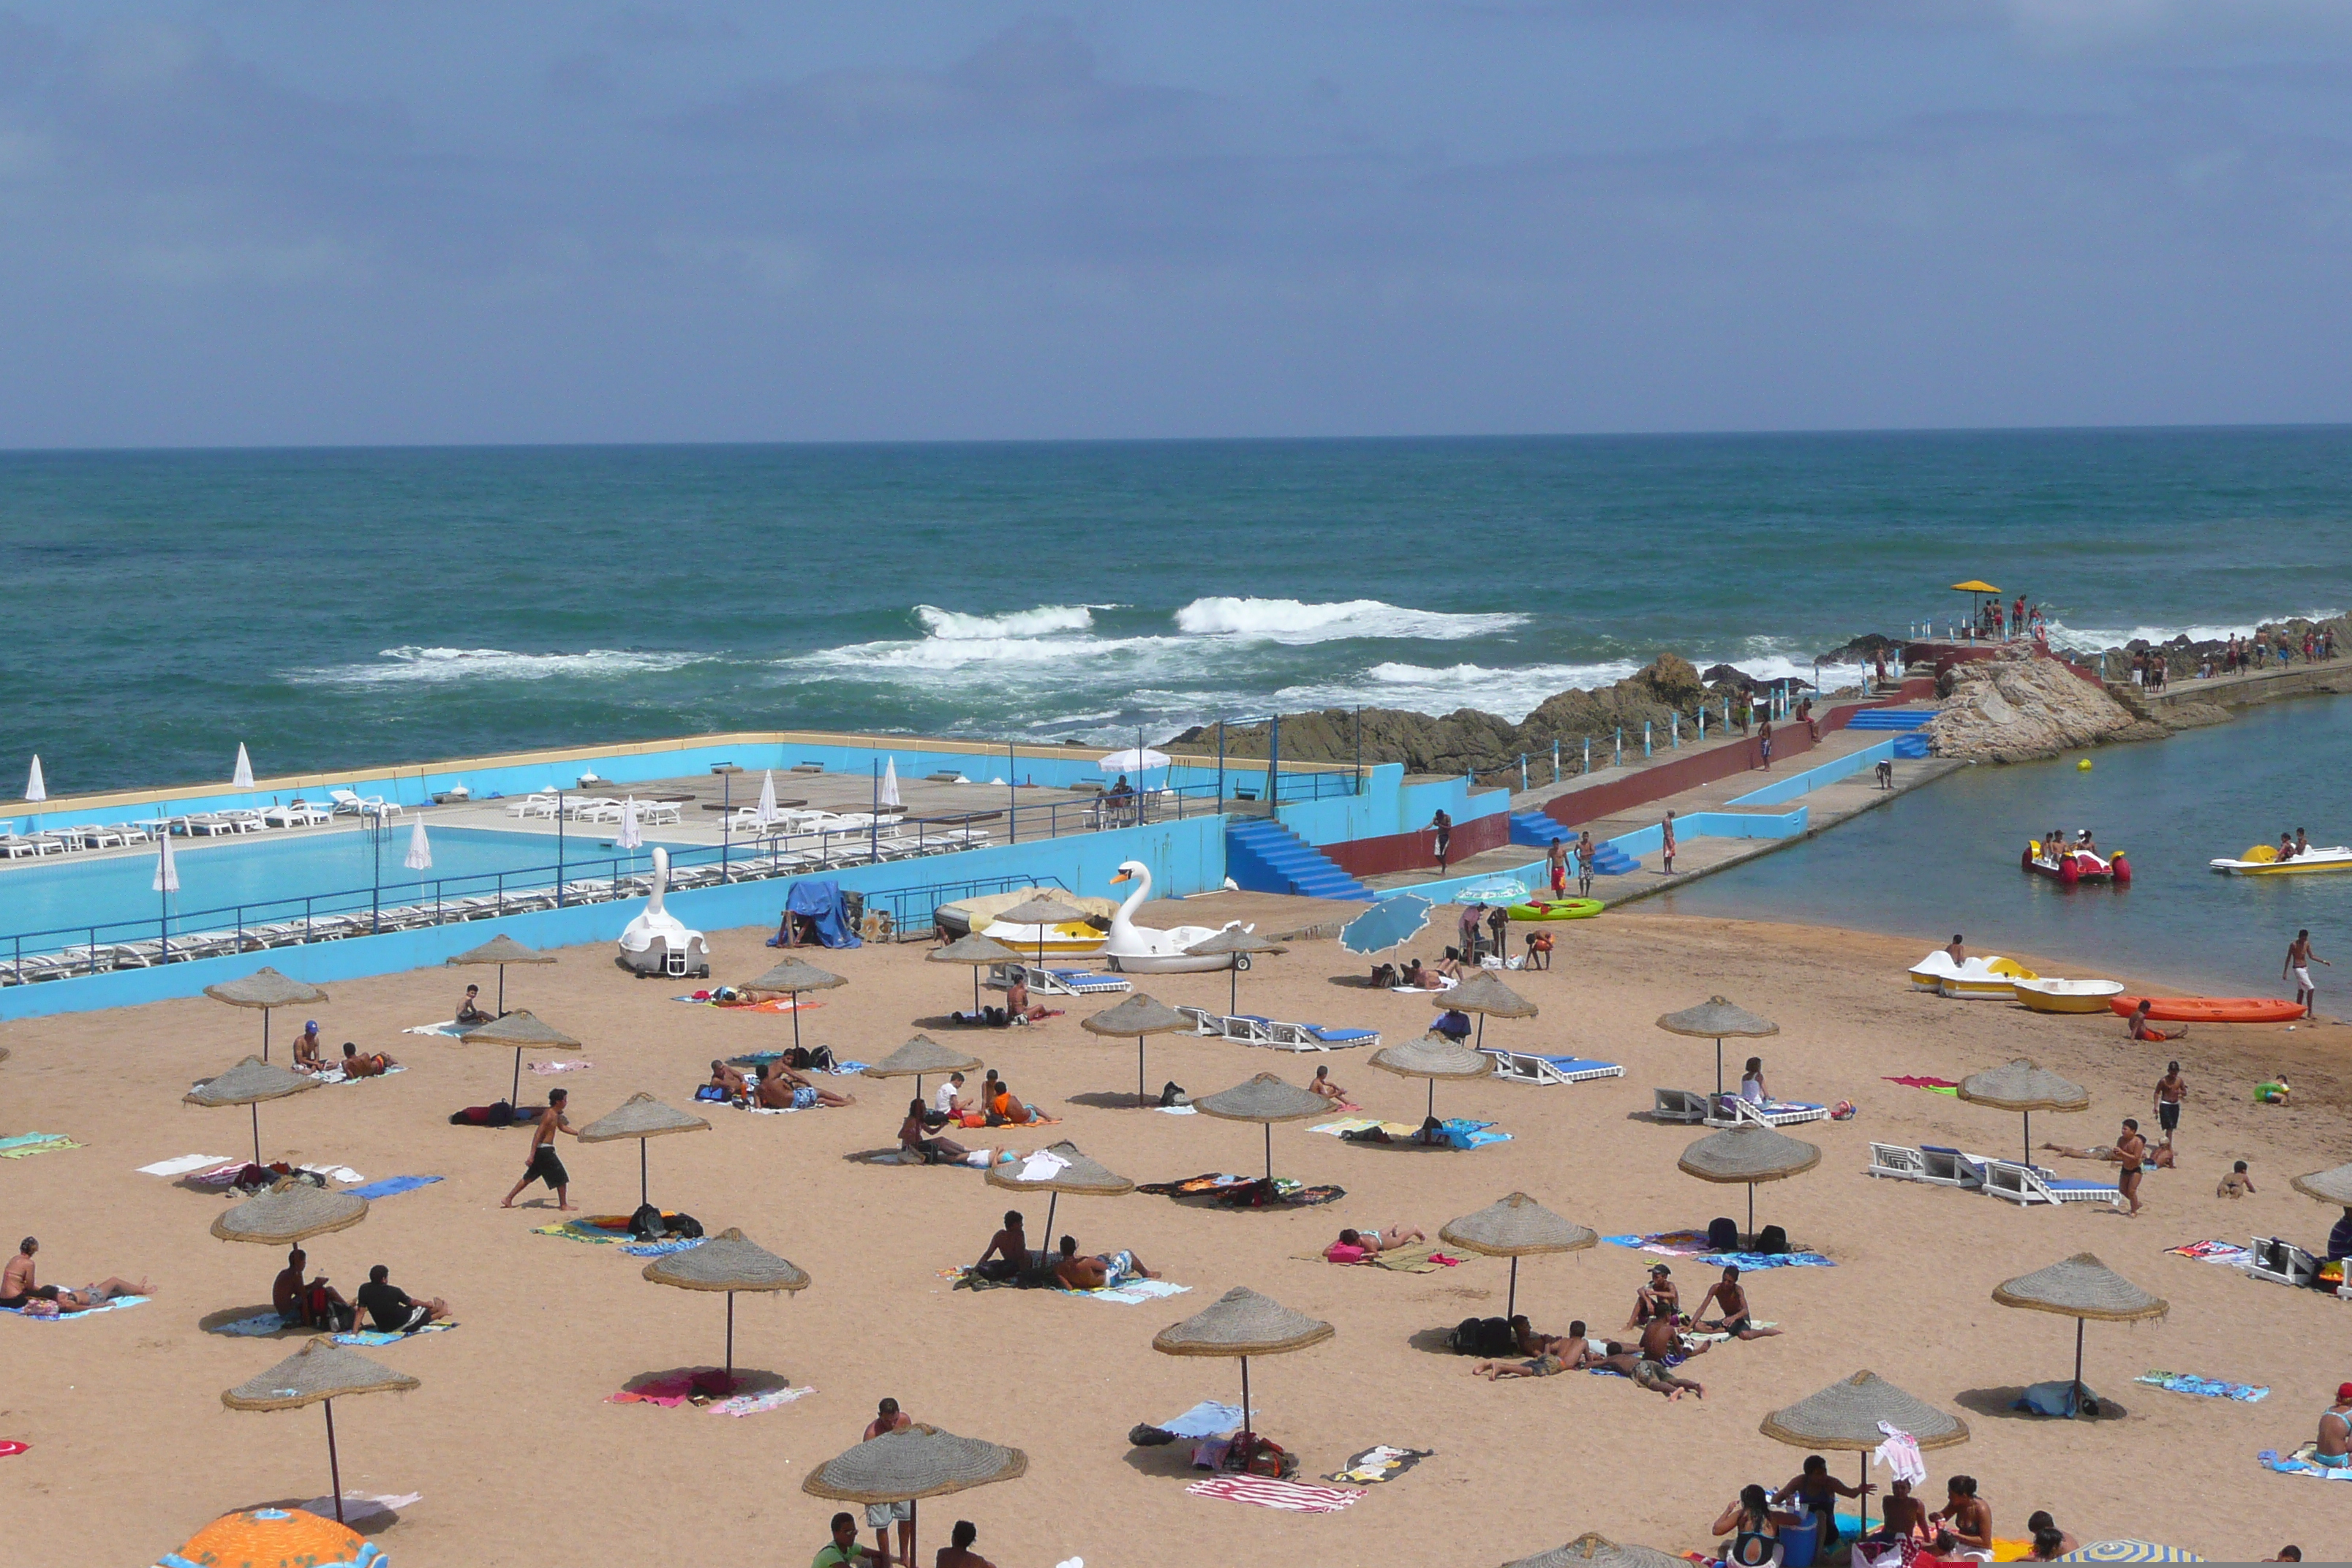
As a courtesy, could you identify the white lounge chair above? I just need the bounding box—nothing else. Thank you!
[0,836,42,860]
[2247,1237,2321,1288]
[1483,1049,1624,1085]
[1919,1146,1993,1191]
[1983,1159,2120,1207]
[1867,1142,1929,1181]
[263,802,332,828]
[328,789,401,818]
[1652,1088,1711,1123]
[1706,1096,1833,1129]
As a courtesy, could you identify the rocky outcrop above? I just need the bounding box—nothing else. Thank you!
[1924,648,2140,762]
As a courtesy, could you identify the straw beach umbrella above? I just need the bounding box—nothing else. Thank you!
[1154,1286,1333,1443]
[740,956,847,1057]
[460,1008,581,1109]
[1441,1191,1597,1321]
[1439,970,1537,1052]
[211,1177,369,1247]
[204,967,331,1064]
[1079,992,1193,1105]
[925,932,1021,1015]
[864,1034,984,1107]
[1191,1073,1330,1183]
[1506,1533,1684,1568]
[444,931,557,1014]
[993,894,1092,968]
[1656,995,1777,1101]
[1183,927,1290,1014]
[186,1056,320,1167]
[803,1424,1026,1568]
[2291,1161,2352,1207]
[223,1340,418,1525]
[641,1226,810,1391]
[578,1093,711,1209]
[1761,1371,1967,1536]
[1678,1124,1820,1242]
[1959,1059,2089,1168]
[1369,1033,1493,1121]
[1993,1253,2168,1419]
[986,1139,1134,1254]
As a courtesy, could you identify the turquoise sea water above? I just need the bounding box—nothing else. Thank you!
[4,429,2351,797]
[1653,700,2352,997]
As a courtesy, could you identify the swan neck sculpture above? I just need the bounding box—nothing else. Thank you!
[1101,859,1247,973]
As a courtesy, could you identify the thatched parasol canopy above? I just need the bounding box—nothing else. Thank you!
[222,1338,418,1413]
[459,1009,581,1050]
[578,1092,710,1144]
[1994,1253,2168,1324]
[205,968,330,1011]
[1760,1370,1969,1452]
[802,1424,1027,1505]
[1506,1533,1684,1568]
[985,1141,1134,1198]
[1443,972,1537,1019]
[1079,993,1192,1038]
[444,934,554,969]
[1370,1035,1492,1081]
[927,934,1021,965]
[641,1227,810,1294]
[995,895,1090,929]
[1959,1059,2089,1112]
[1655,995,1777,1039]
[742,957,848,995]
[211,1177,369,1245]
[1193,1074,1329,1125]
[186,1057,319,1108]
[1678,1125,1822,1184]
[1153,1287,1333,1358]
[1184,928,1289,960]
[2292,1162,2352,1207]
[1441,1192,1598,1259]
[863,1036,985,1080]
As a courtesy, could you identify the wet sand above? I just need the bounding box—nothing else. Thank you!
[4,894,2348,1564]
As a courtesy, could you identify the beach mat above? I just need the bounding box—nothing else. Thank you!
[2168,1239,2255,1269]
[209,1311,294,1338]
[1326,1445,1433,1485]
[2136,1370,2269,1403]
[1604,1232,1834,1269]
[1060,1278,1193,1305]
[2261,1444,2352,1480]
[344,1175,442,1201]
[529,1059,593,1074]
[333,1320,459,1347]
[402,1020,465,1037]
[0,1134,81,1159]
[1187,1477,1363,1513]
[1158,1401,1247,1439]
[138,1153,238,1177]
[7,1294,148,1322]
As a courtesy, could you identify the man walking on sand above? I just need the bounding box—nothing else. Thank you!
[2111,1118,2149,1218]
[1431,809,1452,875]
[1546,835,1568,898]
[1576,832,1596,897]
[1661,810,1677,875]
[501,1087,581,1210]
[2154,1062,2187,1150]
[2286,930,2330,1019]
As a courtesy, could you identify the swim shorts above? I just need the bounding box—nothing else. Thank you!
[1635,1358,1668,1382]
[527,1145,568,1188]
[1526,1353,1564,1377]
[1101,1250,1139,1287]
[865,1501,913,1529]
[2296,966,2315,992]
[2158,1102,2179,1131]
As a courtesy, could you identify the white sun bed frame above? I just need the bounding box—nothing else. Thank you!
[1485,1049,1624,1086]
[1983,1158,2122,1207]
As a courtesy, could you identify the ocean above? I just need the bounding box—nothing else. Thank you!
[4,428,2351,797]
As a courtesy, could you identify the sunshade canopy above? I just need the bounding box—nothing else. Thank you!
[1191,1073,1330,1124]
[639,1227,810,1294]
[1958,1059,2089,1112]
[576,1092,710,1144]
[1678,1124,1822,1184]
[1183,928,1289,959]
[1992,1253,2168,1323]
[985,1140,1134,1197]
[222,1339,418,1412]
[444,934,554,968]
[801,1425,1027,1505]
[925,934,1022,966]
[1079,993,1192,1038]
[1338,892,1433,955]
[2053,1543,2204,1562]
[1153,1286,1333,1357]
[1441,1192,1598,1259]
[1760,1370,1970,1452]
[1655,995,1778,1039]
[1443,972,1537,1019]
[741,958,847,995]
[1368,1035,1493,1082]
[1950,581,2002,594]
[203,968,329,1010]
[862,1035,986,1079]
[186,1057,320,1108]
[2292,1162,2352,1207]
[458,1009,581,1050]
[995,895,1090,927]
[211,1178,369,1245]
[1506,1533,1684,1568]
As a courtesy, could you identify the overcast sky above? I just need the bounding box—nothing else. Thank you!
[2,1,2349,446]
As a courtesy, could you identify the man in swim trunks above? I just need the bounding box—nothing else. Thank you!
[2286,930,2329,1019]
[2127,1000,2187,1043]
[1,1237,144,1312]
[709,1059,750,1098]
[501,1087,582,1210]
[1945,934,1967,965]
[2111,1119,2148,1218]
[1308,1066,1349,1105]
[861,1398,916,1566]
[2316,1384,2352,1468]
[1661,810,1676,874]
[1696,1264,1783,1340]
[973,1210,1031,1281]
[1431,810,1452,873]
[1589,1330,1704,1400]
[2153,1061,2187,1148]
[1471,1349,1571,1380]
[339,1041,398,1078]
[455,984,494,1025]
[1576,832,1596,897]
[1052,1235,1156,1290]
[1627,1263,1680,1329]
[756,1063,855,1110]
[291,1025,328,1074]
[936,1520,997,1568]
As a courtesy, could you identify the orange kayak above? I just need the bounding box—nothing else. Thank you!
[2110,995,2306,1024]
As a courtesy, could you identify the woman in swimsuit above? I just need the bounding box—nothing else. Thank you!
[1711,1484,1797,1567]
[897,1098,969,1164]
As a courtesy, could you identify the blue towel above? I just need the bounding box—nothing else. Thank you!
[344,1175,443,1201]
[208,1311,290,1337]
[1159,1401,1248,1438]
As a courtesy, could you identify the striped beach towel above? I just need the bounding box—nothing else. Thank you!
[1186,1477,1364,1512]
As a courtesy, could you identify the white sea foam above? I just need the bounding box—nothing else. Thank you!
[793,633,1176,675]
[1173,596,1526,642]
[1270,661,1645,724]
[913,604,1101,639]
[2041,608,2345,652]
[302,647,715,685]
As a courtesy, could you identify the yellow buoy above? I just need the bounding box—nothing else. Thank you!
[2077,758,2092,771]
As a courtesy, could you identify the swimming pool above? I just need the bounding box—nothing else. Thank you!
[0,826,686,954]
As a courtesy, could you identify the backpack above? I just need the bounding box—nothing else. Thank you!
[1707,1217,1741,1254]
[668,1213,704,1240]
[1448,1316,1485,1354]
[1754,1224,1788,1256]
[1158,1080,1188,1108]
[627,1203,667,1241]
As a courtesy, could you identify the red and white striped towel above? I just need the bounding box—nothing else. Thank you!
[1186,1477,1364,1513]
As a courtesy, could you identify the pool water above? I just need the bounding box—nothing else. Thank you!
[0,825,682,949]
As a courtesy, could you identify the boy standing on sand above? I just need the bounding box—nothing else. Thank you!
[2153,1063,2187,1150]
[501,1088,581,1210]
[1576,832,1596,897]
[2111,1119,2149,1218]
[1546,836,1568,897]
[2286,930,2329,1018]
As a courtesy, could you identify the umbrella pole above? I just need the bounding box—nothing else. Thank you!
[1138,1038,1147,1107]
[1858,1452,1870,1537]
[2072,1318,2085,1417]
[1507,1256,1519,1321]
[1426,1079,1435,1120]
[1716,1037,1725,1100]
[1240,1356,1253,1441]
[324,1398,344,1523]
[640,1140,649,1209]
[1230,962,1238,1016]
[263,1011,271,1064]
[1264,1123,1273,1184]
[1747,1183,1755,1244]
[2024,1109,2032,1170]
[972,969,981,1015]
[791,999,803,1058]
[726,1292,736,1384]
[1044,1192,1059,1256]
[251,1104,262,1166]
[511,1047,523,1110]
[498,963,506,1014]
[909,1498,921,1568]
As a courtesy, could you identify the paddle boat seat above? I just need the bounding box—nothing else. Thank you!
[1483,1049,1624,1086]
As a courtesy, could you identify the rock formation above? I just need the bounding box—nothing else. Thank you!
[1923,648,2141,762]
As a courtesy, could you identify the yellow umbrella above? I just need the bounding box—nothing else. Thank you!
[1951,581,2002,634]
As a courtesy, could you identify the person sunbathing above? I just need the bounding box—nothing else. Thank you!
[1511,1316,1590,1364]
[1470,1349,1572,1380]
[709,1060,750,1098]
[354,1263,449,1333]
[339,1041,399,1078]
[1052,1235,1155,1290]
[1627,1264,1681,1329]
[1308,1066,1349,1104]
[973,1210,1032,1282]
[2024,1512,2078,1559]
[1002,976,1051,1025]
[2041,1139,2173,1169]
[897,1098,970,1164]
[2315,1384,2352,1468]
[291,1028,328,1075]
[986,1083,1040,1125]
[1327,1225,1425,1262]
[757,1063,854,1109]
[1,1237,144,1312]
[1696,1264,1784,1341]
[1398,959,1447,990]
[1590,1341,1703,1400]
[454,984,495,1025]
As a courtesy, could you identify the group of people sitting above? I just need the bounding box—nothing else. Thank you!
[0,1237,143,1316]
[895,1073,1053,1163]
[1716,1471,2027,1567]
[288,1019,399,1079]
[968,1210,1156,1291]
[949,974,1056,1029]
[706,1058,857,1111]
[1468,1262,1783,1399]
[270,1248,451,1335]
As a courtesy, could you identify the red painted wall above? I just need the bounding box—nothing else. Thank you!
[1319,804,1511,877]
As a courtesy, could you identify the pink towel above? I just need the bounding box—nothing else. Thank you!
[1186,1477,1364,1513]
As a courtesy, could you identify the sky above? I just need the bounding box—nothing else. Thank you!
[1,1,2350,446]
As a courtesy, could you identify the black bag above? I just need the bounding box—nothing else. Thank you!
[1448,1316,1485,1354]
[807,1045,836,1071]
[1754,1224,1788,1256]
[628,1203,667,1241]
[783,1046,813,1071]
[1158,1080,1187,1108]
[1477,1316,1516,1356]
[669,1213,703,1240]
[1707,1216,1741,1254]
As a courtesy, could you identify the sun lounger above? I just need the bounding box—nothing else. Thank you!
[1921,1145,1992,1191]
[1652,1088,1711,1123]
[2247,1237,2321,1288]
[328,789,402,818]
[1706,1096,1831,1129]
[1484,1049,1623,1085]
[1984,1158,2121,1207]
[1867,1142,1927,1180]
[1172,1005,1379,1051]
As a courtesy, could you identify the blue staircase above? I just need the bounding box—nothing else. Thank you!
[1225,818,1377,901]
[1844,708,1932,731]
[1584,840,1640,876]
[1509,810,1573,847]
[1892,734,1931,759]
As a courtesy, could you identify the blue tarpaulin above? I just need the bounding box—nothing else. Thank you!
[770,878,863,949]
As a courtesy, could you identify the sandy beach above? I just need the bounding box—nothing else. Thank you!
[5,894,2350,1564]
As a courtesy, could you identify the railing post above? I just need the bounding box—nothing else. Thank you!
[1519,753,1528,792]
[1582,737,1591,774]
[1551,739,1559,783]
[1643,723,1651,758]
[1614,728,1622,769]
[1672,712,1680,748]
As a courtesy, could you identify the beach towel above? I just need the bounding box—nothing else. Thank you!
[1155,1104,1197,1115]
[1060,1278,1193,1305]
[8,1294,148,1321]
[671,994,823,1014]
[0,1440,26,1458]
[343,1175,442,1202]
[1308,1117,1403,1137]
[333,1320,457,1347]
[299,1164,367,1184]
[1689,1320,1778,1343]
[1159,1401,1248,1439]
[1882,1075,1960,1090]
[402,1020,465,1037]
[312,1064,406,1085]
[209,1311,295,1337]
[1186,1477,1363,1513]
[2136,1370,2270,1403]
[529,1060,593,1074]
[2168,1239,2255,1269]
[1604,1234,1836,1269]
[1140,1173,1257,1196]
[1325,1446,1433,1485]
[0,1133,80,1159]
[1376,1249,1460,1273]
[709,1385,816,1417]
[2011,1380,2101,1417]
[138,1153,238,1177]
[608,1372,704,1408]
[2260,1444,2352,1480]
